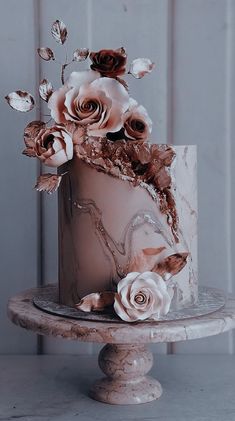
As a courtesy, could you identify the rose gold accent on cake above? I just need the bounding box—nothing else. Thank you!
[35,173,64,194]
[153,252,189,278]
[75,291,115,312]
[128,246,166,272]
[71,199,173,280]
[74,138,179,240]
[158,189,179,242]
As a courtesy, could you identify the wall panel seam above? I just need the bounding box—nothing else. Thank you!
[225,0,233,355]
[166,0,175,147]
[33,0,44,355]
[166,0,175,355]
[87,0,94,356]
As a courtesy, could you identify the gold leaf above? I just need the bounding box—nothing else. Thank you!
[34,173,64,194]
[39,79,53,102]
[75,291,115,312]
[73,48,89,62]
[22,148,36,157]
[143,247,165,256]
[152,253,189,280]
[24,120,45,148]
[129,246,166,272]
[37,47,55,61]
[51,20,68,45]
[5,91,35,112]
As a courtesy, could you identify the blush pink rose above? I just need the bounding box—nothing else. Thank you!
[35,126,73,167]
[123,98,152,142]
[48,70,100,124]
[114,271,172,322]
[48,70,130,137]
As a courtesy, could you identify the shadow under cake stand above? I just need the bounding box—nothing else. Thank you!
[7,285,235,405]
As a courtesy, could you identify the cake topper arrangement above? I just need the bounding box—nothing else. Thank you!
[5,19,155,194]
[5,20,192,322]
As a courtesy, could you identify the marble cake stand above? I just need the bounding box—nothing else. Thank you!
[7,286,235,405]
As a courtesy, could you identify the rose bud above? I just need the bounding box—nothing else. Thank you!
[123,98,152,142]
[35,126,73,167]
[89,48,127,78]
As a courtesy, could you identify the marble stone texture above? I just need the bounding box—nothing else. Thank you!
[7,286,235,405]
[90,344,162,404]
[8,286,235,344]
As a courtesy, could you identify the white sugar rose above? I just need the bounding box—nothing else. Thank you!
[35,126,73,167]
[114,271,172,322]
[48,70,130,137]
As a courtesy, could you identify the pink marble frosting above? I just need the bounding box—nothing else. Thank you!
[58,145,197,311]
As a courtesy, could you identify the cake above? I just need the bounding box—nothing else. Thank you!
[58,145,197,314]
[5,19,197,322]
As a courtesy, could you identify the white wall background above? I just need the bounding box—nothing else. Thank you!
[0,0,234,355]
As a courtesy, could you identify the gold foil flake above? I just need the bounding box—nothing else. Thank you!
[152,253,189,280]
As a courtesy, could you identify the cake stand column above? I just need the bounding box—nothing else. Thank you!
[89,343,162,405]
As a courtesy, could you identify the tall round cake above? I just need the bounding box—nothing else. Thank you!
[58,144,197,312]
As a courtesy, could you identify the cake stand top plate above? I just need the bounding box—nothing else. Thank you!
[7,286,235,344]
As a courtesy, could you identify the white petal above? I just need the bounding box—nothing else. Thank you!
[48,86,68,124]
[117,272,140,293]
[63,132,73,160]
[5,91,34,112]
[129,58,155,79]
[66,70,100,89]
[90,77,130,110]
[44,149,68,167]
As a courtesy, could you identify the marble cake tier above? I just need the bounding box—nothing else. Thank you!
[58,145,197,310]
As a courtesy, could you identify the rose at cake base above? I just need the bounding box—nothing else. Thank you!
[58,144,197,313]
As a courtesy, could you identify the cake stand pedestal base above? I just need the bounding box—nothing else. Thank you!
[7,286,235,405]
[90,343,162,404]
